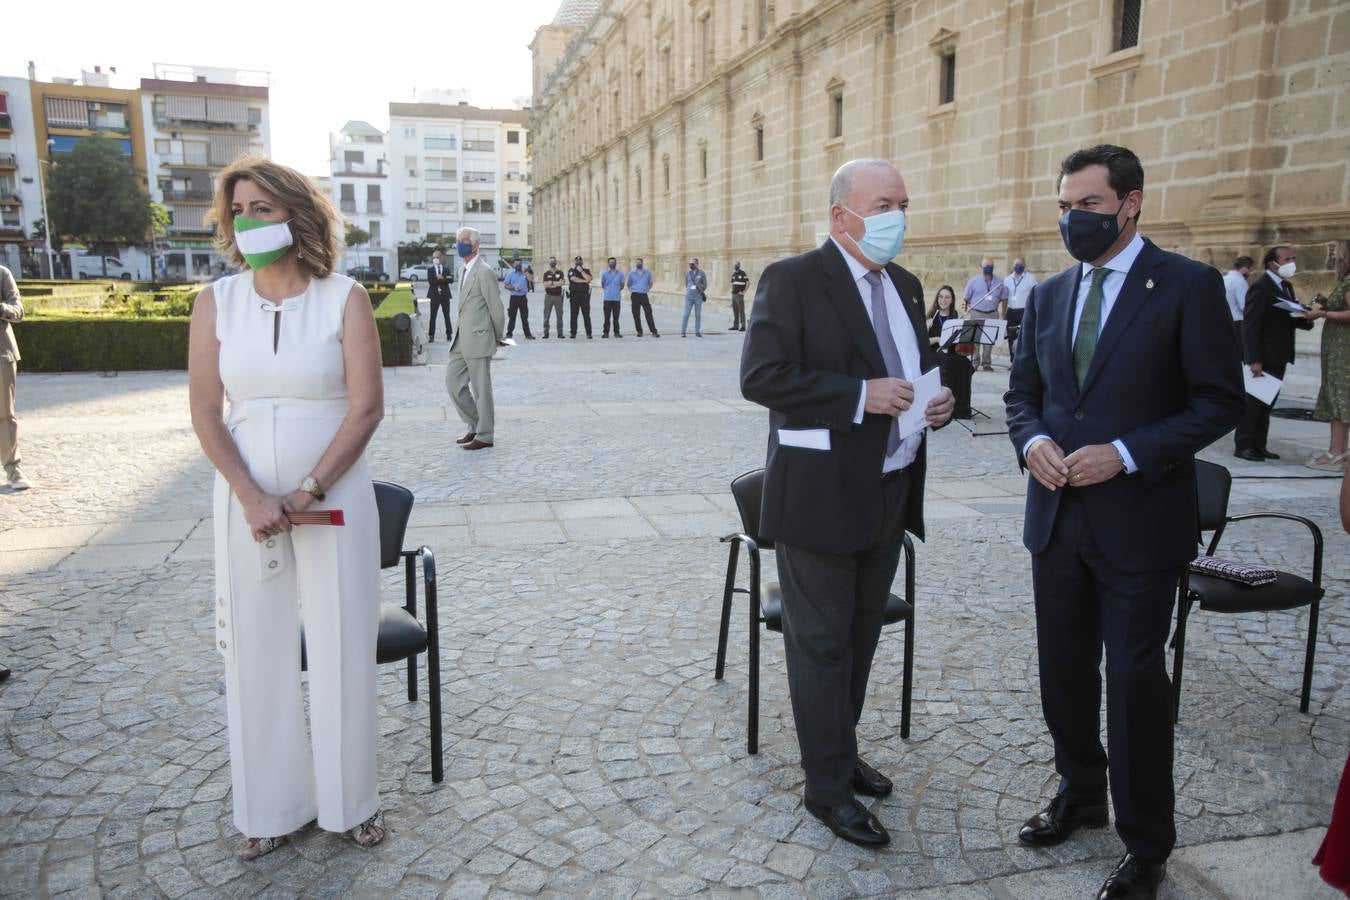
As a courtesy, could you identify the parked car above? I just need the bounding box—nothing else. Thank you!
[346,266,385,282]
[400,263,434,281]
[75,255,132,280]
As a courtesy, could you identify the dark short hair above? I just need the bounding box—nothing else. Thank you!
[1263,246,1291,269]
[607,256,616,263]
[1058,144,1144,199]
[1233,255,1253,270]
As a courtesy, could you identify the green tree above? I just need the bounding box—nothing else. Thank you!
[45,135,154,276]
[396,238,443,270]
[344,221,371,248]
[148,202,170,283]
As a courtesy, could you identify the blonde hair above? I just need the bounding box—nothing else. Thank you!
[207,155,342,279]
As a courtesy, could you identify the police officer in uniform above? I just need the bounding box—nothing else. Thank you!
[568,256,594,339]
[541,256,565,338]
[730,261,750,331]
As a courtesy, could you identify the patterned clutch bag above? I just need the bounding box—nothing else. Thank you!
[1187,555,1276,586]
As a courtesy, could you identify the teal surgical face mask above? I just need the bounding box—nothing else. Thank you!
[233,215,294,270]
[842,206,906,265]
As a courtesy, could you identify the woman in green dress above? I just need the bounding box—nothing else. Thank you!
[1310,242,1350,470]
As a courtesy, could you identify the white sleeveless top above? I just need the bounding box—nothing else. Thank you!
[214,271,356,404]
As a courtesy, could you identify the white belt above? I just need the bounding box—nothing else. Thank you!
[213,397,348,663]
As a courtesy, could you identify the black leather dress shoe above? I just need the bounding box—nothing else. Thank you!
[1260,449,1281,460]
[1234,449,1266,462]
[803,797,890,848]
[1018,795,1109,847]
[1097,853,1166,900]
[852,759,893,797]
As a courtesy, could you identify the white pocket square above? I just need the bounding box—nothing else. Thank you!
[778,427,831,450]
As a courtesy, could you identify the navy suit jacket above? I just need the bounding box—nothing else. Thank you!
[1004,238,1245,572]
[741,239,937,554]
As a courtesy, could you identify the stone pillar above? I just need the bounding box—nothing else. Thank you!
[982,0,1033,257]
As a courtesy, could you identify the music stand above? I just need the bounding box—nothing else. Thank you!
[939,319,1010,437]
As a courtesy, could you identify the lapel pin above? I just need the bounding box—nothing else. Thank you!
[1145,278,1154,290]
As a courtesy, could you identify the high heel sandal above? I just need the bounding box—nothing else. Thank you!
[1305,450,1350,471]
[238,835,285,860]
[350,811,386,847]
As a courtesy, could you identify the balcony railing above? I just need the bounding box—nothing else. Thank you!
[425,169,458,181]
[462,140,494,152]
[339,200,357,213]
[463,172,495,183]
[366,201,383,214]
[426,203,458,213]
[154,115,257,134]
[168,223,214,234]
[424,138,457,150]
[0,154,15,167]
[0,192,22,204]
[162,189,213,202]
[0,114,11,131]
[405,201,425,209]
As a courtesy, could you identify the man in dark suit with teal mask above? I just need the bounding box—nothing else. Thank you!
[1005,145,1244,900]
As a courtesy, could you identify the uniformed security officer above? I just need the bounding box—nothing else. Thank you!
[730,261,750,331]
[541,257,565,338]
[568,256,594,339]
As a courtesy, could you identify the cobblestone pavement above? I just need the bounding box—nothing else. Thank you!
[1,303,1346,898]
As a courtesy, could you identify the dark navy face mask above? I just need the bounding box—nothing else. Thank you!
[1059,199,1127,263]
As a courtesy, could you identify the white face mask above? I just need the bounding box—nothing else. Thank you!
[1277,261,1297,280]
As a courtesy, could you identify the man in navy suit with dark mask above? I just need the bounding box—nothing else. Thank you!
[1005,145,1244,900]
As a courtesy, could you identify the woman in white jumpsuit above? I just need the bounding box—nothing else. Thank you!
[188,157,386,859]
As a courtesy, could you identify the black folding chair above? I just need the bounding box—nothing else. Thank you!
[1172,460,1324,720]
[302,481,444,782]
[714,468,916,755]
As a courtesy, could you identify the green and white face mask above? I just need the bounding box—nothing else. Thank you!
[233,215,294,270]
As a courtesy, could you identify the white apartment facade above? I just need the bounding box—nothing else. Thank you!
[0,76,43,275]
[328,120,391,276]
[140,64,270,281]
[386,102,531,265]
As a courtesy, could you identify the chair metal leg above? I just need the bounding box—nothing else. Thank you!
[748,581,760,756]
[405,553,418,702]
[1172,593,1193,724]
[421,548,443,783]
[716,542,739,680]
[1301,594,1321,714]
[901,615,913,740]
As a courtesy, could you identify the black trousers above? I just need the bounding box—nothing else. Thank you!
[937,349,974,418]
[1233,360,1286,453]
[1032,491,1179,860]
[774,470,910,806]
[428,295,451,340]
[602,301,622,336]
[731,290,746,329]
[506,295,532,338]
[569,291,592,337]
[631,293,658,335]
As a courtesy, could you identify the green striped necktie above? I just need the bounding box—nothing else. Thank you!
[1073,268,1110,386]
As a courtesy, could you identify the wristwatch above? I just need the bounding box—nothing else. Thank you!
[299,475,325,501]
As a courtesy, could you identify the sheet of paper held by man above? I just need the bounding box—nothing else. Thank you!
[1243,367,1282,406]
[896,367,943,439]
[1274,298,1310,316]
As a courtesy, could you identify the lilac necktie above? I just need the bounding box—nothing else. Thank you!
[863,270,903,456]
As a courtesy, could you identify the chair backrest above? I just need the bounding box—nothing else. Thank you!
[1194,460,1231,536]
[730,468,772,548]
[374,481,415,568]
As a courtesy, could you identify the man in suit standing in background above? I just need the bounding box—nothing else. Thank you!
[741,159,953,849]
[1005,145,1244,900]
[426,249,453,343]
[1233,245,1318,462]
[446,228,505,451]
[0,264,27,492]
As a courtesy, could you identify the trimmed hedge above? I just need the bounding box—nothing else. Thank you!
[373,288,417,366]
[18,318,191,372]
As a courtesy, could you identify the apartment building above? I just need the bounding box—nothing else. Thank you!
[140,64,270,280]
[0,76,42,274]
[328,120,391,275]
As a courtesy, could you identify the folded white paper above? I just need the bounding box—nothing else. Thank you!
[897,367,943,440]
[1243,368,1282,406]
[1275,298,1308,314]
[778,427,831,450]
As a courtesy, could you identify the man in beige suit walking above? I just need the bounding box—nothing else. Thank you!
[0,265,28,491]
[446,228,505,450]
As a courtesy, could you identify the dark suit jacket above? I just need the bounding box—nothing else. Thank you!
[1242,271,1313,373]
[427,263,453,301]
[1005,238,1245,572]
[741,239,937,555]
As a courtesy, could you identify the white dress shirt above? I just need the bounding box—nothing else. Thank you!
[1004,270,1039,311]
[1222,269,1248,322]
[1024,232,1147,474]
[830,238,924,472]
